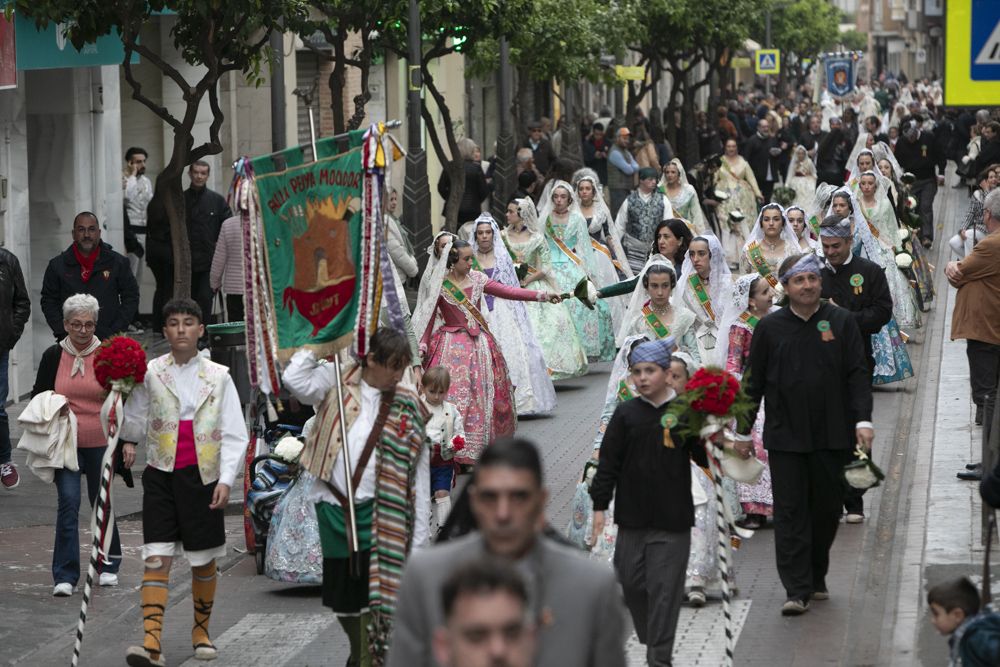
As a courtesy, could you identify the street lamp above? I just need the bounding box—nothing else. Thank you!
[404,0,432,272]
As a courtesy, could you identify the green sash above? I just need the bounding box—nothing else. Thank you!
[688,274,716,322]
[442,278,491,333]
[808,214,821,238]
[616,379,634,403]
[746,241,779,288]
[738,311,760,328]
[641,304,672,339]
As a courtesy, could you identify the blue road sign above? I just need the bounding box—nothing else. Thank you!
[971,0,1000,81]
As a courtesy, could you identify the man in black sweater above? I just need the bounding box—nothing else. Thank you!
[591,336,705,667]
[819,215,893,524]
[186,161,233,326]
[738,252,873,616]
[742,117,780,203]
[894,117,945,246]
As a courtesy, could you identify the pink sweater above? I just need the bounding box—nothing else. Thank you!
[54,351,106,448]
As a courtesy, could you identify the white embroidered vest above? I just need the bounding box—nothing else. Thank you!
[144,354,231,484]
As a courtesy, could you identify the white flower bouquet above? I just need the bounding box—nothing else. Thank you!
[843,445,885,490]
[273,436,305,463]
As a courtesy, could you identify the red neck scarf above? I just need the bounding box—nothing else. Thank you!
[73,244,100,283]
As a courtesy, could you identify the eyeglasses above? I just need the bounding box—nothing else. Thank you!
[67,321,96,331]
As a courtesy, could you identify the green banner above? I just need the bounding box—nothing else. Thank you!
[252,147,364,356]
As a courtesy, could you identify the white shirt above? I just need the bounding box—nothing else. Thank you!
[121,354,248,487]
[125,174,153,227]
[283,350,431,547]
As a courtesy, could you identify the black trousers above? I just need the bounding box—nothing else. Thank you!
[769,449,852,601]
[191,271,215,326]
[145,241,173,332]
[759,180,775,204]
[968,340,1000,407]
[224,294,245,322]
[910,177,938,241]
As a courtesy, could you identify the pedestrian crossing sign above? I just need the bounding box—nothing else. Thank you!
[945,0,1000,106]
[755,50,780,75]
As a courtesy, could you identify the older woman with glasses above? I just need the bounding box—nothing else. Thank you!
[33,294,123,597]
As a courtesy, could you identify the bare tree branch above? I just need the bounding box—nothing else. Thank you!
[122,41,183,130]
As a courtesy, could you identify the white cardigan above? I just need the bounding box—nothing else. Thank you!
[17,390,79,483]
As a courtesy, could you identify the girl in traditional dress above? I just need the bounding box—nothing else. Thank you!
[828,189,915,385]
[785,146,818,210]
[738,203,801,281]
[785,205,821,254]
[673,234,733,362]
[659,158,708,233]
[574,168,632,279]
[615,258,701,363]
[846,148,877,187]
[573,169,630,329]
[715,138,762,264]
[651,219,694,277]
[716,274,775,529]
[502,198,589,380]
[468,213,557,416]
[412,238,564,463]
[852,173,922,330]
[538,181,616,361]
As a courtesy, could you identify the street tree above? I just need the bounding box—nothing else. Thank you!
[385,0,532,231]
[292,1,400,135]
[11,0,307,297]
[752,0,842,86]
[627,0,762,165]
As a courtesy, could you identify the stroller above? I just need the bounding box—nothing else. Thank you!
[246,424,302,574]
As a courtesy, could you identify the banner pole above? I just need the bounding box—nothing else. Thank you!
[306,104,360,553]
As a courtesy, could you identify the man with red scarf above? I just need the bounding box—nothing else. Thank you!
[40,211,139,341]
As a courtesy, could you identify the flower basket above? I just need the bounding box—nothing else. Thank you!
[560,277,598,310]
[772,186,796,208]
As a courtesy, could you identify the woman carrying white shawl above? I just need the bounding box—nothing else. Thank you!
[468,213,557,416]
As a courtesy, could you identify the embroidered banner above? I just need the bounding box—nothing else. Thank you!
[252,144,364,358]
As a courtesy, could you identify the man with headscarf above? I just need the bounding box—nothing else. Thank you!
[590,336,707,667]
[819,215,892,523]
[736,252,874,616]
[893,116,945,247]
[614,167,671,273]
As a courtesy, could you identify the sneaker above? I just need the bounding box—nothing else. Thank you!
[127,323,145,335]
[781,598,809,616]
[1,462,19,489]
[686,589,707,607]
[125,646,166,667]
[99,572,119,587]
[812,590,830,601]
[845,513,865,524]
[53,583,74,597]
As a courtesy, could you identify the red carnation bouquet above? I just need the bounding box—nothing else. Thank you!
[94,336,147,395]
[664,366,755,437]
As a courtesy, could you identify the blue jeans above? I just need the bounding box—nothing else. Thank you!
[53,448,122,585]
[0,350,10,464]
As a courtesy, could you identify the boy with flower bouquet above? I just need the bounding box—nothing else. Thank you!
[589,337,708,666]
[420,366,466,530]
[120,298,248,667]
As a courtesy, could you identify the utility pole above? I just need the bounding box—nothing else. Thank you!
[491,36,515,220]
[765,9,772,96]
[403,0,432,272]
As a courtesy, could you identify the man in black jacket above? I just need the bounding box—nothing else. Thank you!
[739,252,874,616]
[742,117,781,203]
[816,118,848,186]
[186,161,233,326]
[0,247,29,489]
[894,117,945,246]
[819,215,892,523]
[40,212,139,341]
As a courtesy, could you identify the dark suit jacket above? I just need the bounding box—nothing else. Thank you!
[386,533,627,667]
[742,132,780,186]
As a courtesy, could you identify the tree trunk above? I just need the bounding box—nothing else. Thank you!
[514,66,535,139]
[329,32,348,136]
[558,81,583,168]
[159,137,192,299]
[420,63,465,231]
[680,75,700,167]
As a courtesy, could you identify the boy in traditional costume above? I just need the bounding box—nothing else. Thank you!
[122,299,248,667]
[282,326,430,667]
